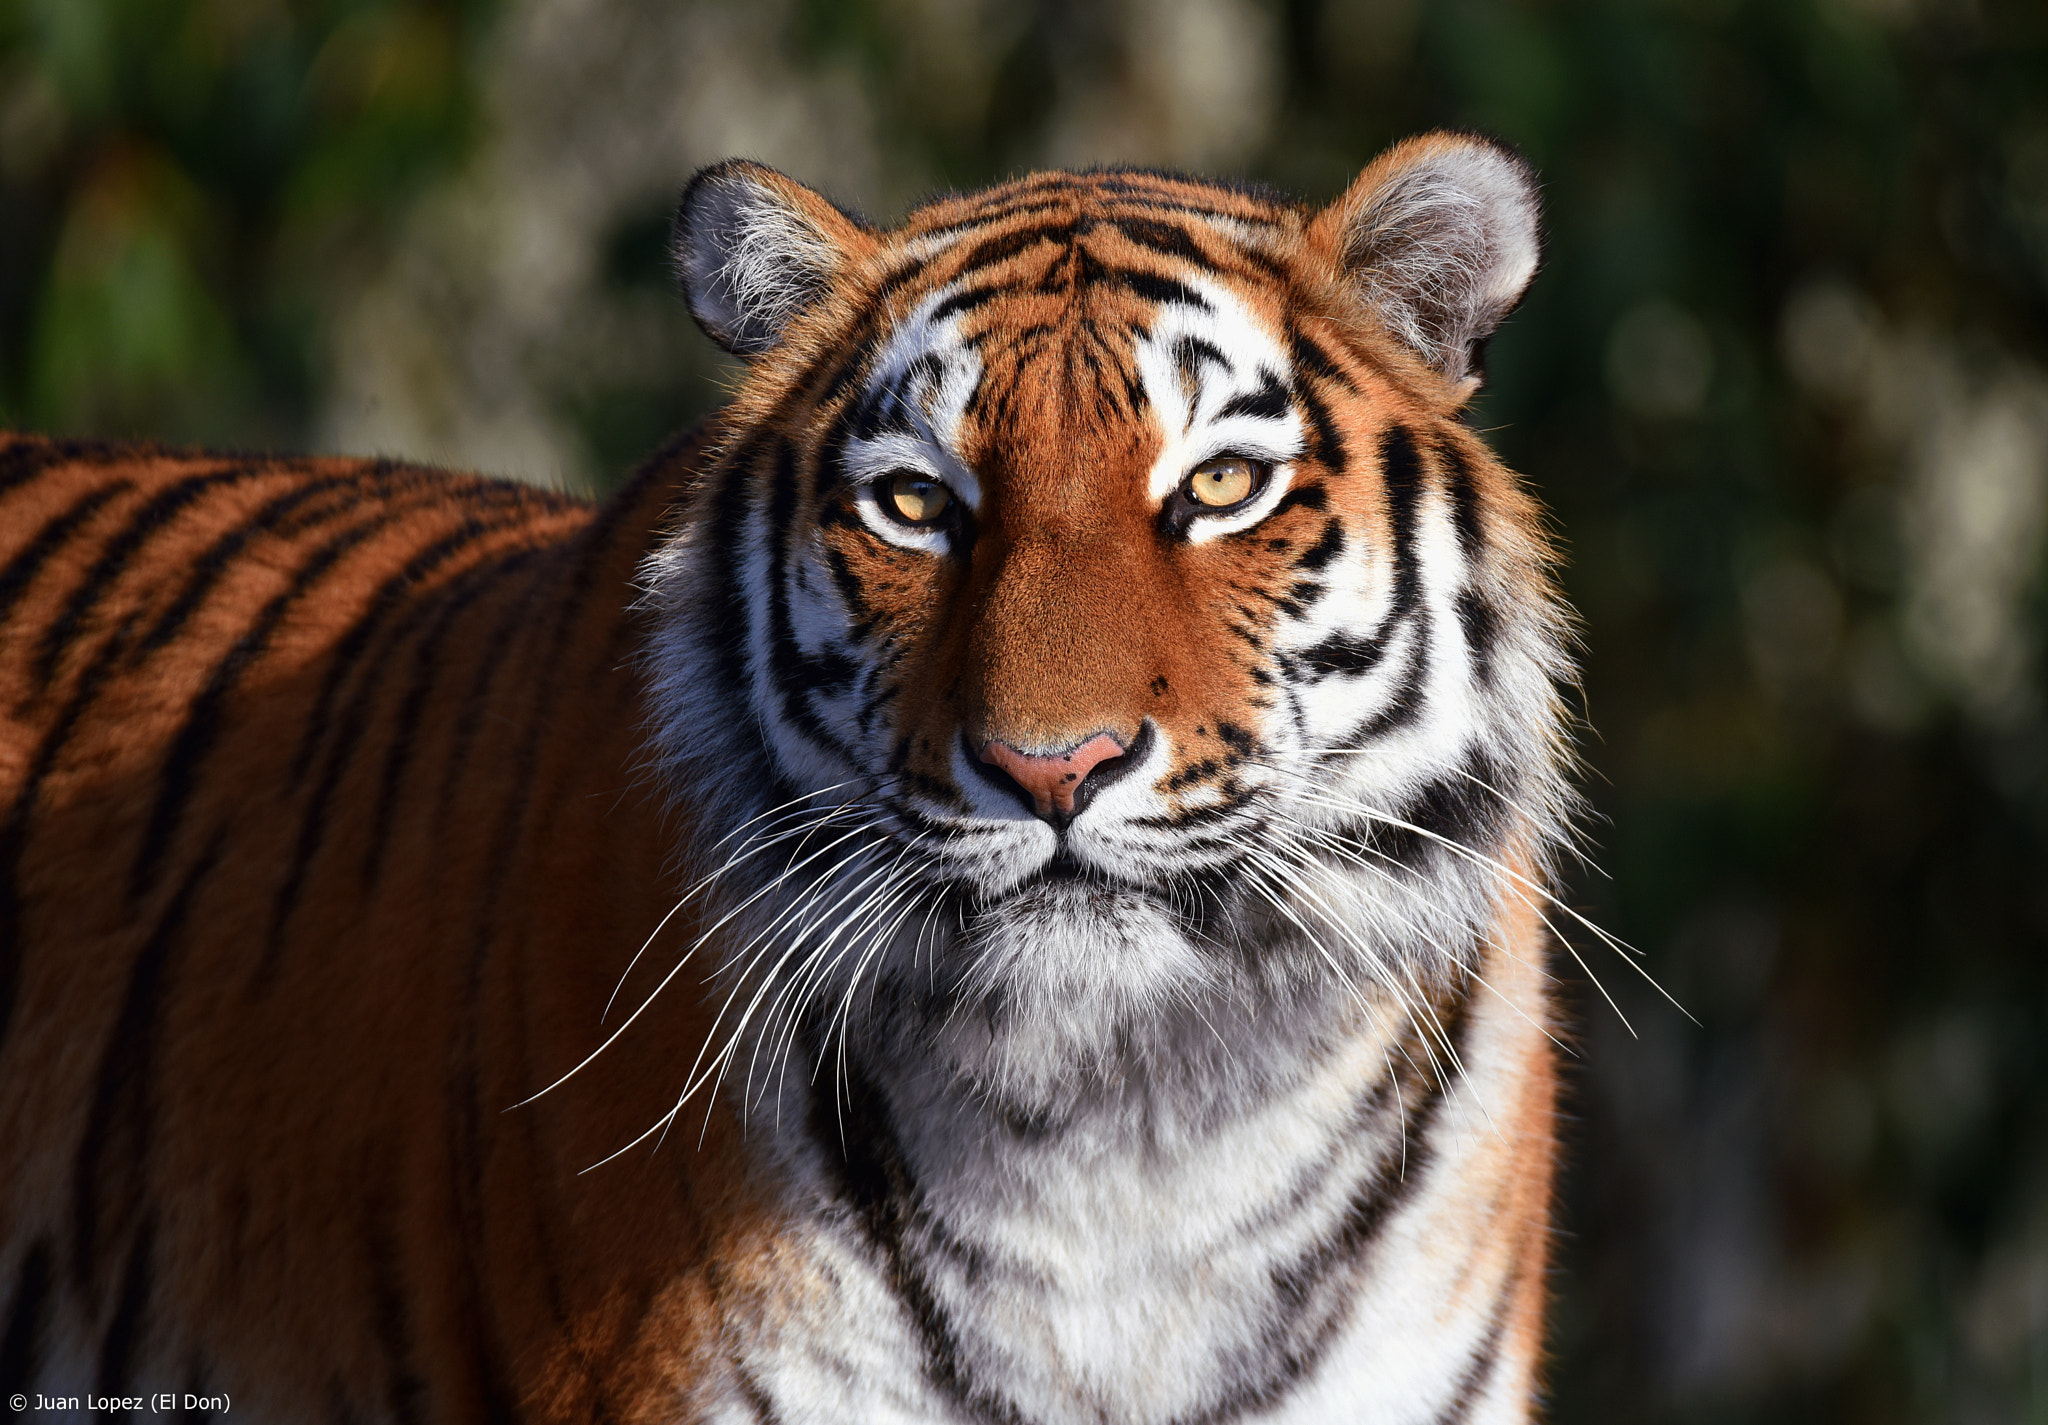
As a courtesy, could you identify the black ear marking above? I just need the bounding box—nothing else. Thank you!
[671,160,866,358]
[1316,133,1542,396]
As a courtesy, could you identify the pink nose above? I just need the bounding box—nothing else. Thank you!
[978,733,1127,818]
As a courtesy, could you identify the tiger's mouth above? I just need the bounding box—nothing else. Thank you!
[939,840,1243,942]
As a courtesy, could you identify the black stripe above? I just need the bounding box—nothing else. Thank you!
[362,551,541,890]
[814,398,865,505]
[35,465,261,689]
[1165,757,1226,791]
[1295,632,1385,679]
[1341,425,1430,737]
[1234,243,1292,283]
[132,474,372,661]
[286,501,527,783]
[1174,335,1232,385]
[1116,269,1210,310]
[704,442,763,709]
[74,837,221,1287]
[0,481,134,635]
[763,442,861,763]
[0,607,145,1055]
[94,1223,155,1416]
[875,256,930,298]
[813,1063,1026,1425]
[912,193,1078,242]
[1348,747,1513,873]
[811,341,874,415]
[1294,380,1347,474]
[1092,173,1290,220]
[363,1188,427,1425]
[735,1361,784,1425]
[1226,983,1475,1424]
[1439,439,1484,565]
[428,562,547,843]
[929,284,1007,325]
[1344,626,1429,743]
[850,383,918,446]
[1153,982,1476,1425]
[1216,371,1291,422]
[1266,483,1327,520]
[1456,590,1500,686]
[1122,361,1149,415]
[1287,326,1358,393]
[0,1239,54,1392]
[0,437,111,502]
[1432,1288,1514,1425]
[127,515,396,904]
[441,480,629,1425]
[954,221,1071,275]
[262,518,523,978]
[1111,215,1215,268]
[1253,577,1324,620]
[1295,518,1346,573]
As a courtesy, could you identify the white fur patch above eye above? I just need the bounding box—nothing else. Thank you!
[1131,275,1305,541]
[837,289,988,552]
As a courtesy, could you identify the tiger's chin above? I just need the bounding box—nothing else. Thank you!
[962,877,1214,1006]
[865,876,1233,1112]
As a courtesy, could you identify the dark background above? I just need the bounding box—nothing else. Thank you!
[3,1,2045,1419]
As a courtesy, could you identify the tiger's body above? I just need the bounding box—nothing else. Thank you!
[1,133,1572,1424]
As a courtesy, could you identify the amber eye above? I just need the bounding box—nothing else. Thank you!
[885,472,953,525]
[1184,456,1265,509]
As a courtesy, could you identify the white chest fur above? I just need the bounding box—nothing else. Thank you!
[715,929,1551,1425]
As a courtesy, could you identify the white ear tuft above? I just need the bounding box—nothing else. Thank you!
[671,161,864,358]
[1315,133,1542,393]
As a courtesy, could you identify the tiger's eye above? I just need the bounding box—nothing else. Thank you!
[1186,457,1261,509]
[887,473,952,524]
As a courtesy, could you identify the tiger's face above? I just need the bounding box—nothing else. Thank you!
[645,135,1570,1090]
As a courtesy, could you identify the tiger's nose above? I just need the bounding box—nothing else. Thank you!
[976,732,1130,824]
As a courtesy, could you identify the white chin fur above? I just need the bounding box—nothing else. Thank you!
[911,882,1219,1102]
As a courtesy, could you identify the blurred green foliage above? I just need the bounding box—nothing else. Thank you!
[4,1,2047,1421]
[0,0,487,442]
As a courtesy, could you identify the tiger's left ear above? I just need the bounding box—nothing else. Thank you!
[1310,132,1541,398]
[671,160,874,358]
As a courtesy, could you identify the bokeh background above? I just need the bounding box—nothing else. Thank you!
[3,0,2045,1419]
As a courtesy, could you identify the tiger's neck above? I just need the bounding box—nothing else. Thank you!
[709,875,1559,1425]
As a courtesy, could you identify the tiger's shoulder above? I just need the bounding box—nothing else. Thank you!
[0,427,767,1425]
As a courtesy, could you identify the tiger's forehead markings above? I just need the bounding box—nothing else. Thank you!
[822,174,1348,534]
[899,170,1290,249]
[892,183,1291,295]
[842,246,1306,537]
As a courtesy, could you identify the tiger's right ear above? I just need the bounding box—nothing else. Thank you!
[671,161,873,359]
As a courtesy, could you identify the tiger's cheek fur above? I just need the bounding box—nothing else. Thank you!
[809,503,968,801]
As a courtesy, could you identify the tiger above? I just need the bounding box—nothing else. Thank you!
[0,129,1573,1425]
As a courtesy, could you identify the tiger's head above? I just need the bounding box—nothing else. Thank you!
[641,133,1574,1104]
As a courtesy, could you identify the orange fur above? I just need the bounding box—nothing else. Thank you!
[1,136,1569,1423]
[0,432,782,1421]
